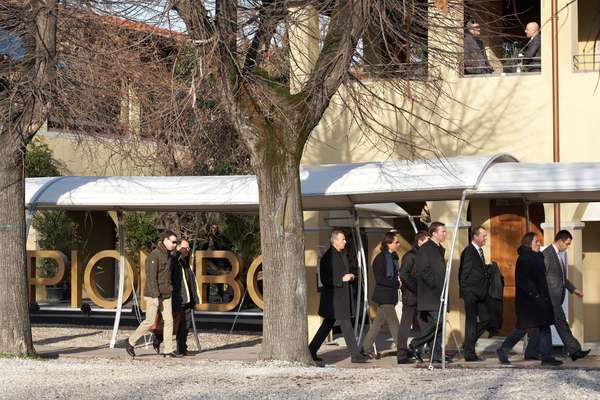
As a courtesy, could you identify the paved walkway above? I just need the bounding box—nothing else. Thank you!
[33,326,600,370]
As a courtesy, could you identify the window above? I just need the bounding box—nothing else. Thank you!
[574,0,600,71]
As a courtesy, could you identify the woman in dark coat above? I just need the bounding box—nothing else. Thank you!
[361,232,402,357]
[496,232,561,366]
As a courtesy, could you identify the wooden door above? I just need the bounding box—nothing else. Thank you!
[490,200,544,335]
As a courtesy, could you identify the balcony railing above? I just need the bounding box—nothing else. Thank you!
[462,57,541,76]
[573,53,600,72]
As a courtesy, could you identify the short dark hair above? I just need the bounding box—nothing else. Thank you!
[521,232,537,247]
[428,221,445,236]
[471,226,486,240]
[330,229,345,244]
[161,230,177,241]
[414,230,429,246]
[554,230,573,242]
[381,232,399,250]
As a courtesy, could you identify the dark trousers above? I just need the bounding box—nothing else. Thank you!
[501,325,553,360]
[409,309,443,359]
[463,298,488,356]
[176,309,192,354]
[527,304,581,356]
[309,318,360,357]
[397,304,417,359]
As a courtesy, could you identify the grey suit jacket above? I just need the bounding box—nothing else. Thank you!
[543,245,576,306]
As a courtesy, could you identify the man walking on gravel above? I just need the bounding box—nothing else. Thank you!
[127,230,179,358]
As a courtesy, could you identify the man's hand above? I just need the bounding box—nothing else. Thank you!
[574,289,584,298]
[342,273,355,282]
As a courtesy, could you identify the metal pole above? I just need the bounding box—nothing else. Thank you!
[408,216,418,234]
[551,0,561,236]
[110,211,126,349]
[352,210,369,343]
[430,191,467,370]
[524,201,531,232]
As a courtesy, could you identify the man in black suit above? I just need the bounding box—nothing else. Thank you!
[522,22,541,72]
[537,230,590,361]
[459,226,490,361]
[397,230,429,364]
[409,221,449,363]
[308,229,368,364]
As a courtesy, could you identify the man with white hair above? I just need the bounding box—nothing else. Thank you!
[308,229,368,364]
[522,22,541,72]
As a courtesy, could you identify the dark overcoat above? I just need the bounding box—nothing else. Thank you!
[371,250,400,306]
[515,245,554,329]
[399,246,418,307]
[415,240,446,312]
[318,246,354,319]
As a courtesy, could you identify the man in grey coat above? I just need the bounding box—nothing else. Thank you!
[529,230,590,361]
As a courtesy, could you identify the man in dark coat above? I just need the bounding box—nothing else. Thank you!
[497,232,562,366]
[409,222,449,363]
[459,226,490,361]
[308,229,368,363]
[127,230,178,358]
[463,21,493,75]
[397,230,429,364]
[153,239,200,356]
[522,22,541,72]
[528,231,589,361]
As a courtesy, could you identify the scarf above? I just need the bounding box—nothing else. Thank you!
[384,250,397,278]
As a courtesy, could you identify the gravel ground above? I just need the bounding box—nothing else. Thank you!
[4,326,597,399]
[2,357,600,399]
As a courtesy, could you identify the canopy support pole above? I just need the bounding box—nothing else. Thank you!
[110,211,126,349]
[408,216,418,234]
[430,191,467,370]
[351,209,369,343]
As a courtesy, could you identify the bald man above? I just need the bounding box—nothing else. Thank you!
[522,22,541,72]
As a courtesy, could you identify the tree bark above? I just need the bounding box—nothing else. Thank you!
[255,144,311,363]
[0,137,34,356]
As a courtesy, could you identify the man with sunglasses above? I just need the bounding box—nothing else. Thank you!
[127,230,179,358]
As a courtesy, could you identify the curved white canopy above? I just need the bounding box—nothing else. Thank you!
[25,154,515,212]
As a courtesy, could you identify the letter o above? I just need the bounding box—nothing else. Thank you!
[246,255,263,309]
[83,250,135,309]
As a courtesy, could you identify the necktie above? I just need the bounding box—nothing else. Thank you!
[478,247,485,264]
[559,253,566,285]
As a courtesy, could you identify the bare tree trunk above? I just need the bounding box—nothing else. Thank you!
[255,147,311,363]
[0,138,34,355]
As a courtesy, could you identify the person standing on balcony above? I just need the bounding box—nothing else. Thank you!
[463,21,493,75]
[522,22,541,72]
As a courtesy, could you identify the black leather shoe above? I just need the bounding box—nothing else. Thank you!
[397,357,415,365]
[464,354,483,362]
[431,356,452,364]
[409,344,423,362]
[541,358,563,367]
[496,348,510,365]
[571,349,591,361]
[524,354,540,361]
[351,354,369,363]
[125,340,135,358]
[310,351,323,362]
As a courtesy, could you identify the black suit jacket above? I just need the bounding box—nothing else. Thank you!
[371,251,400,305]
[543,245,576,307]
[522,33,541,71]
[458,243,489,301]
[415,240,446,311]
